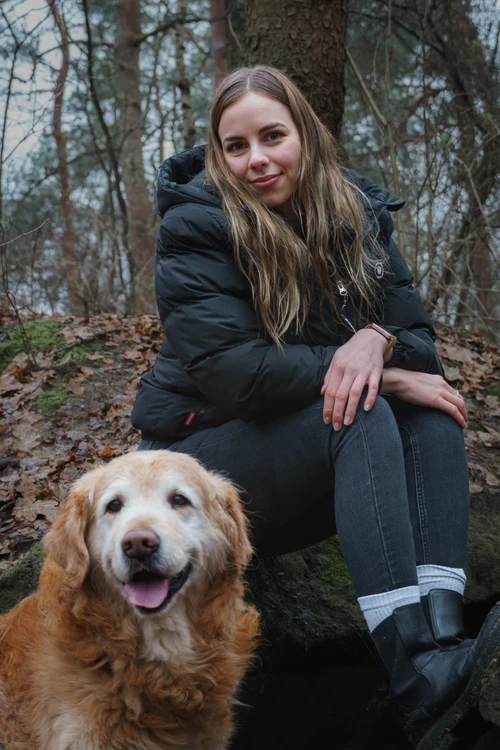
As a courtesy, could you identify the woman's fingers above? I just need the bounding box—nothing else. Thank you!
[363,371,381,413]
[322,368,344,425]
[437,396,467,429]
[324,369,379,428]
[342,374,374,426]
[331,373,355,429]
[447,391,468,425]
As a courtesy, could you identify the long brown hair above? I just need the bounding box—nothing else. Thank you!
[205,65,384,346]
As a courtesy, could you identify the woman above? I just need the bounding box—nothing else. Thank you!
[132,66,500,749]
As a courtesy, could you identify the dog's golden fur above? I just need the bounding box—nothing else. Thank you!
[0,451,259,750]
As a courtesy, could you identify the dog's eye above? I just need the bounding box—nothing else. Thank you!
[106,498,122,513]
[170,494,192,509]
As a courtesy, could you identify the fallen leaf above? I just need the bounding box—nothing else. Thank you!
[469,481,483,495]
[64,378,85,396]
[13,475,59,522]
[443,366,464,383]
[486,472,500,487]
[440,343,477,363]
[12,414,42,453]
[477,430,500,447]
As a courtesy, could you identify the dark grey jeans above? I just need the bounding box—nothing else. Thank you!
[138,395,469,598]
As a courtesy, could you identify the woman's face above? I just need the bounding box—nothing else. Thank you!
[218,91,301,217]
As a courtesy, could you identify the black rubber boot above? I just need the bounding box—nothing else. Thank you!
[363,599,500,750]
[421,589,466,647]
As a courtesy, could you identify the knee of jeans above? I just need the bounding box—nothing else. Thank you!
[404,404,465,443]
[354,392,395,426]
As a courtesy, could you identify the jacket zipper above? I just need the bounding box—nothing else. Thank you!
[336,281,357,334]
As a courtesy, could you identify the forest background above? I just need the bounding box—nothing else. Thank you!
[1,0,500,338]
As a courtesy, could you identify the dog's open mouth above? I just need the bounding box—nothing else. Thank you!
[123,563,192,614]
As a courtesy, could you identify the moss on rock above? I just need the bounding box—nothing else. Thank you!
[33,382,70,414]
[0,551,43,615]
[0,319,64,371]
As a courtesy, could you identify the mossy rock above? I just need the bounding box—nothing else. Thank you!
[0,319,64,371]
[466,489,500,604]
[0,550,44,615]
[56,337,108,365]
[33,382,71,414]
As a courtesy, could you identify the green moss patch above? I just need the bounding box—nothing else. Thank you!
[484,384,500,399]
[310,537,352,589]
[0,320,64,371]
[56,336,107,364]
[33,383,70,414]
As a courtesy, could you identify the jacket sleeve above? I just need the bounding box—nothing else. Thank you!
[378,209,444,375]
[156,203,338,421]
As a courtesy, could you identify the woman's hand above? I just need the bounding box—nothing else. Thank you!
[381,368,468,429]
[321,329,389,429]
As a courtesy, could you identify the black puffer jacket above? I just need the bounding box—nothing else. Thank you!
[131,145,443,442]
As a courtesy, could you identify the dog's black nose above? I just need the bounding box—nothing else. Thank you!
[121,529,160,559]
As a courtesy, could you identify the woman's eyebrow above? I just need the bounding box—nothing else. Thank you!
[223,121,288,143]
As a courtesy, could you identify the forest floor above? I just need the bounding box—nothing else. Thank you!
[1,306,500,574]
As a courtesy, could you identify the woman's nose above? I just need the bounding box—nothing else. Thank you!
[248,145,269,169]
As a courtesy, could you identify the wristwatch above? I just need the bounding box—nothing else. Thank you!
[364,323,397,356]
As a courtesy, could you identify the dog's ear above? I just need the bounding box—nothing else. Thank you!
[211,474,253,575]
[43,473,94,591]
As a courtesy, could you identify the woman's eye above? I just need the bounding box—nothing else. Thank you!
[227,142,245,154]
[106,498,122,513]
[266,131,283,142]
[170,493,192,509]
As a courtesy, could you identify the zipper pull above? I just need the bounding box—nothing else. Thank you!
[337,281,348,310]
[336,279,357,334]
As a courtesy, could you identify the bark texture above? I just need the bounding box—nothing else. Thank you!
[209,0,228,87]
[115,0,156,314]
[47,0,85,315]
[175,0,196,149]
[225,0,245,71]
[241,0,349,141]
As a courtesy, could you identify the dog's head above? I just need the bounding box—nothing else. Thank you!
[43,451,253,617]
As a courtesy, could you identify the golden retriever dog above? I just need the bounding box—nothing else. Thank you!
[0,451,259,750]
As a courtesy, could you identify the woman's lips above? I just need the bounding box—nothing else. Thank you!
[251,174,281,188]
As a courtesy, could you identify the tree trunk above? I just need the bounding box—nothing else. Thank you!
[47,0,85,315]
[241,0,349,141]
[175,0,196,150]
[115,0,156,314]
[209,0,228,88]
[225,0,245,70]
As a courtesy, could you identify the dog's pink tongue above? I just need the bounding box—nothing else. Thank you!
[124,578,170,608]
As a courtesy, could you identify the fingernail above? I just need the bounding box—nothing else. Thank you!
[344,415,352,425]
[364,403,371,411]
[334,422,341,431]
[324,417,331,425]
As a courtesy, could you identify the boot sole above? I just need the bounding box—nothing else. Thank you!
[417,602,500,750]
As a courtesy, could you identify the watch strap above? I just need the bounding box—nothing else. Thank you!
[365,323,397,355]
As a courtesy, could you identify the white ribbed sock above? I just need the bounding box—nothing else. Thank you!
[417,564,466,597]
[358,585,421,632]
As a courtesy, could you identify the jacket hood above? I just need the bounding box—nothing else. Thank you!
[156,144,220,218]
[156,144,405,220]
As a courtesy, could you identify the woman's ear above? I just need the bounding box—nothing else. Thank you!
[43,472,95,592]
